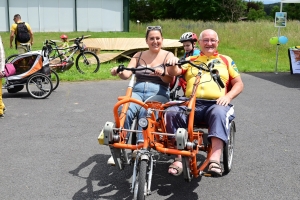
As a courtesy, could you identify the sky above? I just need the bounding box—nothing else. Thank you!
[261,0,300,4]
[261,0,280,4]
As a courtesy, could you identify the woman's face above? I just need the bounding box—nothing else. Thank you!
[146,30,163,52]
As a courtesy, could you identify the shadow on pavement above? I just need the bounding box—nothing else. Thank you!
[69,154,206,200]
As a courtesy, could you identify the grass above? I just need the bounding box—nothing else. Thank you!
[1,19,299,82]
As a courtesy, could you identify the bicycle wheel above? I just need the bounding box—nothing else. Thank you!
[223,121,235,174]
[133,160,147,200]
[50,69,60,91]
[26,73,53,99]
[5,54,19,63]
[75,51,100,74]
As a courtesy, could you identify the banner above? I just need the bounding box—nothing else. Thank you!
[288,47,300,74]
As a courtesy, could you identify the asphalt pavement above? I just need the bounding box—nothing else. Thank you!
[1,72,300,200]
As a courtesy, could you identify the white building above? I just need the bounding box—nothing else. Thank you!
[0,0,129,32]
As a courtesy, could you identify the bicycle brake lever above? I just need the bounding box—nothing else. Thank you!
[117,65,125,73]
[211,69,225,88]
[208,62,214,69]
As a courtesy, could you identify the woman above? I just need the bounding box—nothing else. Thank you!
[0,36,6,118]
[108,26,174,164]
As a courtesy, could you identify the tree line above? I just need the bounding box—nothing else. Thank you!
[129,0,300,22]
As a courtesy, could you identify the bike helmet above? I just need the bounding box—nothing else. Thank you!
[179,32,198,43]
[60,34,68,39]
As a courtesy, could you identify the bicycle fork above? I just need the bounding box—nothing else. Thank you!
[131,150,154,196]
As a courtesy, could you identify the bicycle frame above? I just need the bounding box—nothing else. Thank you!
[100,58,236,199]
[103,60,218,176]
[48,41,82,63]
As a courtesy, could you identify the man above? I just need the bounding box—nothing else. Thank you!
[0,36,6,118]
[166,29,244,177]
[10,14,34,54]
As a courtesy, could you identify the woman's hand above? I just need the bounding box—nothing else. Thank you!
[110,67,119,76]
[153,67,165,76]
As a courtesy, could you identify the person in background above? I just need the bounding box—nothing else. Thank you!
[10,14,34,54]
[0,36,6,118]
[107,26,175,165]
[58,34,69,60]
[179,32,200,58]
[165,29,244,177]
[169,32,200,98]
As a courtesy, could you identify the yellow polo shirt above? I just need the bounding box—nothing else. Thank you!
[181,53,240,99]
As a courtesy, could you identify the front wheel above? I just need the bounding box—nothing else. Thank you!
[75,51,100,74]
[26,73,53,99]
[133,160,148,200]
[50,69,60,91]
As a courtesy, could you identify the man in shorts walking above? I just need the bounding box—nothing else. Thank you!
[10,14,34,54]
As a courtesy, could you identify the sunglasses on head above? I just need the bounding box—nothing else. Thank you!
[146,26,162,31]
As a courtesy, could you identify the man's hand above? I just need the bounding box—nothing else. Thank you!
[166,57,179,66]
[216,95,231,106]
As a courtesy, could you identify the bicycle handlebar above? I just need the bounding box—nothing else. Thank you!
[166,58,225,88]
[116,64,158,74]
[74,35,84,44]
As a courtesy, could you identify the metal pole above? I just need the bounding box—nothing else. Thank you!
[7,0,10,32]
[275,28,281,74]
[274,2,284,74]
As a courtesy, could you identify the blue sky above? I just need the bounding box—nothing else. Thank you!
[260,0,280,4]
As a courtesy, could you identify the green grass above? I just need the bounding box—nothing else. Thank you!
[1,19,299,82]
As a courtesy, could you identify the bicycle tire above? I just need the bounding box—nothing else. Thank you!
[26,73,53,99]
[50,69,60,91]
[137,160,147,200]
[5,54,19,63]
[75,51,100,74]
[223,121,235,174]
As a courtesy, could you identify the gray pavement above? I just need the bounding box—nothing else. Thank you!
[1,72,300,200]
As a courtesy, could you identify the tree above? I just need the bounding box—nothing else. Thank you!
[129,0,248,22]
[222,0,247,21]
[284,3,300,20]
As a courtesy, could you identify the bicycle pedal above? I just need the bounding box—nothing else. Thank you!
[203,173,212,177]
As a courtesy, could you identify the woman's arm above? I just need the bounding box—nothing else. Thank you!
[159,52,175,83]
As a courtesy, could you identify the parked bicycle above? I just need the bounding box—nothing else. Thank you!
[5,43,60,91]
[46,35,100,74]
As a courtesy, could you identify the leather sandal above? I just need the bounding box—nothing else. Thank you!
[168,157,183,176]
[206,160,223,177]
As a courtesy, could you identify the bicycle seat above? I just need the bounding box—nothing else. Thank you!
[144,95,169,104]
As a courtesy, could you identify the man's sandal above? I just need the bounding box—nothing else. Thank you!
[168,157,183,176]
[206,160,223,177]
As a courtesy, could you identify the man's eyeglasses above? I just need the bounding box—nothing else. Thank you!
[146,26,162,31]
[200,39,218,44]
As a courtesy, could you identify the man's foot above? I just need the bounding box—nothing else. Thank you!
[168,158,183,176]
[206,160,222,177]
[0,114,4,118]
[107,156,115,166]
